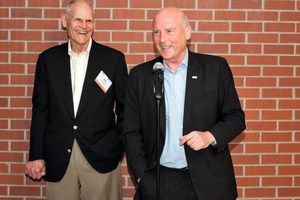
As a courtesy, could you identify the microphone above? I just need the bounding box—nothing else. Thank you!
[153,62,164,100]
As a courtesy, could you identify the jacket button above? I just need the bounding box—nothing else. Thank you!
[67,149,71,153]
[73,125,78,130]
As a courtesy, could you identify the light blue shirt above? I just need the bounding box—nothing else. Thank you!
[160,49,188,168]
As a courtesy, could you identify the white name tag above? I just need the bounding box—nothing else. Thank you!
[95,70,112,93]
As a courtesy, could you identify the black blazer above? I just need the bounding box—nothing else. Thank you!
[123,51,245,199]
[29,40,128,182]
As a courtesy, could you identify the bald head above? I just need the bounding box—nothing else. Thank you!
[153,7,189,28]
[152,7,192,69]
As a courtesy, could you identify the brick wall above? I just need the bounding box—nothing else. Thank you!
[0,0,299,199]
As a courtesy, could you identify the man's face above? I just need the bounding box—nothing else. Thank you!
[62,1,94,53]
[153,9,191,66]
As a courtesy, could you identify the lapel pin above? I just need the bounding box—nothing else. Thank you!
[192,76,198,79]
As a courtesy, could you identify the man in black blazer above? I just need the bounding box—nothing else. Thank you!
[123,7,245,200]
[25,0,127,199]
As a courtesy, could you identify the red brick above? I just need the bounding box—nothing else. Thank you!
[198,22,229,31]
[231,44,261,54]
[279,143,300,153]
[96,1,128,8]
[278,165,300,175]
[245,188,276,198]
[278,188,300,197]
[0,87,25,96]
[265,23,295,32]
[0,19,25,29]
[246,166,276,176]
[44,31,68,41]
[27,42,59,52]
[246,143,276,153]
[264,45,294,54]
[232,155,259,164]
[0,75,8,84]
[130,0,161,8]
[262,155,292,164]
[262,89,293,98]
[263,67,293,76]
[246,78,276,87]
[0,0,25,6]
[248,11,278,21]
[11,8,42,18]
[0,109,24,118]
[10,186,41,196]
[232,0,262,9]
[197,44,228,54]
[164,0,196,8]
[11,141,29,151]
[265,0,295,10]
[0,8,9,17]
[11,31,42,41]
[113,9,145,19]
[28,0,59,7]
[0,42,25,52]
[246,121,277,131]
[263,177,293,186]
[236,177,260,186]
[248,33,278,43]
[262,110,293,120]
[248,55,278,65]
[11,75,34,85]
[198,0,229,9]
[0,175,24,185]
[262,132,292,142]
[232,22,263,32]
[44,8,64,18]
[27,20,59,30]
[11,119,31,130]
[281,34,300,43]
[112,32,144,42]
[280,56,300,65]
[215,11,245,20]
[0,130,25,140]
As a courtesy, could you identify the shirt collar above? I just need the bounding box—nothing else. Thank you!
[68,38,92,55]
[163,47,189,73]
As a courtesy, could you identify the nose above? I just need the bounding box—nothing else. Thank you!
[80,20,87,28]
[159,31,167,43]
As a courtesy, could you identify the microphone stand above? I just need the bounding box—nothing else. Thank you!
[153,62,163,200]
[155,95,162,200]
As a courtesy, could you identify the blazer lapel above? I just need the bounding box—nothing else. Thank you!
[183,51,203,134]
[56,44,75,119]
[75,41,99,117]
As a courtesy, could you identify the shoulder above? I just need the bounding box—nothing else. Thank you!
[91,40,125,57]
[189,51,227,65]
[130,57,162,76]
[40,42,68,57]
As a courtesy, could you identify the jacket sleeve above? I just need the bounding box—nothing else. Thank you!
[208,58,246,152]
[29,53,48,161]
[122,69,148,181]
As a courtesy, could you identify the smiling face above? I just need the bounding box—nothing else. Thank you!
[153,7,191,69]
[61,0,94,53]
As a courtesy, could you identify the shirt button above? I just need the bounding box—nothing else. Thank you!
[67,149,71,153]
[73,125,78,130]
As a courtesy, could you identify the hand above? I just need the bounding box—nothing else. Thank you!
[179,131,215,151]
[25,159,46,180]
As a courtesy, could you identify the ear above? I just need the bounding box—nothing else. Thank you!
[61,13,67,29]
[185,25,192,40]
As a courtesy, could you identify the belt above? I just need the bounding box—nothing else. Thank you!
[160,165,188,172]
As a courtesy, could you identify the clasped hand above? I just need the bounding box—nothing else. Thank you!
[25,159,46,180]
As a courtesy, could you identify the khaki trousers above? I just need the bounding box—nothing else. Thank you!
[46,140,122,200]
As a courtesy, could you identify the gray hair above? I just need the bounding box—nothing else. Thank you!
[65,0,94,15]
